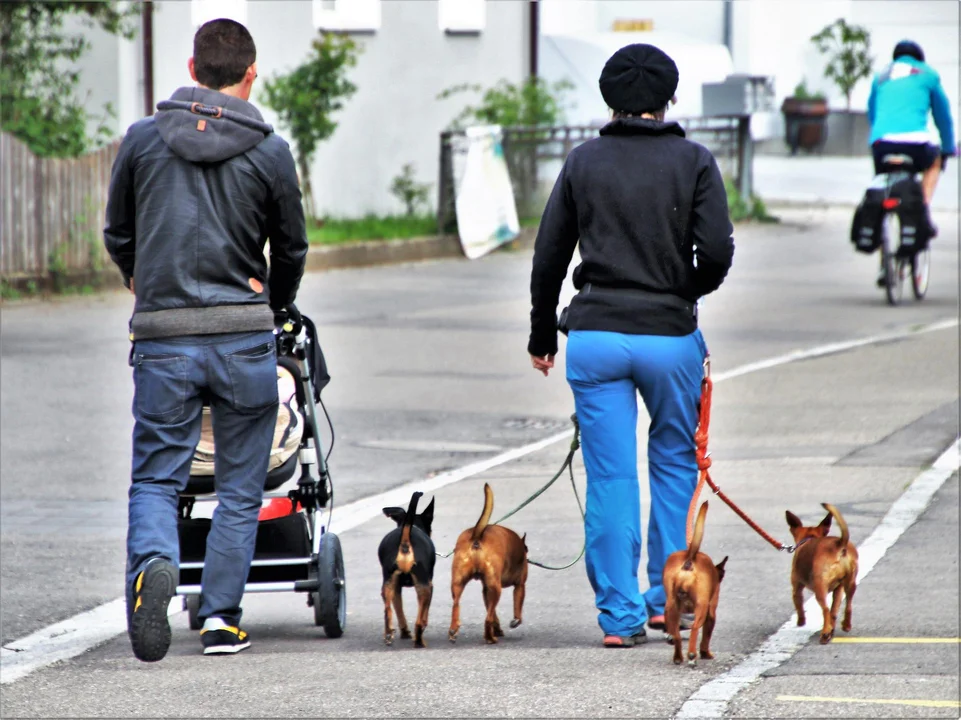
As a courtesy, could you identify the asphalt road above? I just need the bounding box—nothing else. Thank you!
[0,207,958,717]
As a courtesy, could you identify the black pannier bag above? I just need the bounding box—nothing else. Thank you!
[889,176,932,258]
[850,187,885,254]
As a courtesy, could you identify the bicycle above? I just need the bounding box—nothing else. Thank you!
[853,153,932,306]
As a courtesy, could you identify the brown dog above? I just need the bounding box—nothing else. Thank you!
[663,501,728,666]
[786,503,859,644]
[448,483,528,644]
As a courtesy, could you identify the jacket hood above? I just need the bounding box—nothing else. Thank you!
[155,86,273,163]
[599,117,686,138]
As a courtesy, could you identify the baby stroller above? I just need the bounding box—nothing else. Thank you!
[174,306,346,638]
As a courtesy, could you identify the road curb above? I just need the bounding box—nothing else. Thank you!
[306,226,538,272]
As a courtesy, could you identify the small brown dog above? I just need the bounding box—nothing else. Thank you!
[448,483,528,644]
[785,503,859,644]
[663,501,728,666]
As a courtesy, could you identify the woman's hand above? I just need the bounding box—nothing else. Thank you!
[530,354,555,377]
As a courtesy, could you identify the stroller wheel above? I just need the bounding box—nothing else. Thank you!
[184,595,203,631]
[313,531,346,638]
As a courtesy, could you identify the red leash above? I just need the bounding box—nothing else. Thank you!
[685,356,794,552]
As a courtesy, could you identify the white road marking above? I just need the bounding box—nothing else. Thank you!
[674,437,961,719]
[1,317,957,686]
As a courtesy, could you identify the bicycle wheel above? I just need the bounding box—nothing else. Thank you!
[881,212,904,306]
[911,248,930,300]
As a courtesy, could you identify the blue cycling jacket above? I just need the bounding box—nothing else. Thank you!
[867,56,956,154]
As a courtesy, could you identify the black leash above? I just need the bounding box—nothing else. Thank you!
[436,415,586,571]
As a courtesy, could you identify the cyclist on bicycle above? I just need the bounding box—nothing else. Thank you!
[867,40,956,238]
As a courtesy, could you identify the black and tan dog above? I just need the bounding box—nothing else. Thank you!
[663,501,728,666]
[378,491,435,647]
[448,483,528,644]
[785,503,859,644]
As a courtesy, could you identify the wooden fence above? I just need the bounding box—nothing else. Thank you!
[1,132,121,282]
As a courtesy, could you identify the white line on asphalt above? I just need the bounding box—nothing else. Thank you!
[2,317,957,686]
[674,436,961,720]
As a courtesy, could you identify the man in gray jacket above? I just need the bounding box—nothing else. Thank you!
[104,18,308,661]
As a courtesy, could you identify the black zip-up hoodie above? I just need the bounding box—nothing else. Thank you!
[104,86,308,340]
[528,117,735,357]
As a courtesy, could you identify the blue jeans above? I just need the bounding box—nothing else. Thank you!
[566,329,707,636]
[126,331,279,627]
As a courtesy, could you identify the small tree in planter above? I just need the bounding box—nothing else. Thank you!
[810,18,874,111]
[781,80,829,155]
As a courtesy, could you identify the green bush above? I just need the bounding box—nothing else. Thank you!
[725,178,779,224]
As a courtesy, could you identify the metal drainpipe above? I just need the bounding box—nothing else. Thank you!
[142,1,155,117]
[722,0,732,55]
[529,0,539,78]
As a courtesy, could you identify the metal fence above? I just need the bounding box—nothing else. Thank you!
[437,117,748,235]
[1,132,120,282]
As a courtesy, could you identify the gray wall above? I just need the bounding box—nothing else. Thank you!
[62,15,123,145]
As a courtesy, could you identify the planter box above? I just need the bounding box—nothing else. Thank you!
[781,97,829,155]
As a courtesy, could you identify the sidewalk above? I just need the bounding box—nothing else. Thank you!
[754,155,960,211]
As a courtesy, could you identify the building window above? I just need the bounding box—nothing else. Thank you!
[439,0,485,34]
[191,0,247,26]
[312,0,381,32]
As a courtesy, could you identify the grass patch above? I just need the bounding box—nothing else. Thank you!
[307,214,437,245]
[0,280,22,301]
[725,177,780,224]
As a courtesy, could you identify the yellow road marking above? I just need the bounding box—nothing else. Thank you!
[831,637,961,644]
[779,695,961,709]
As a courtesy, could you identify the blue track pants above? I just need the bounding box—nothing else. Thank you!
[566,329,707,636]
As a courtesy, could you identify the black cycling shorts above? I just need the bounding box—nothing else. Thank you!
[872,140,940,175]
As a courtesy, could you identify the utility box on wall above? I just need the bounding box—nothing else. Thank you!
[702,74,775,117]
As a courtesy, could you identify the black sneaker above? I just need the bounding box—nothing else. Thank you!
[200,618,251,655]
[128,558,176,662]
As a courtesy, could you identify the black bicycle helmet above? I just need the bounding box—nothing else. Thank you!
[893,40,924,62]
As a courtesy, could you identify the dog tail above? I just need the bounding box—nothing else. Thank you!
[684,501,709,570]
[396,491,423,572]
[471,483,494,545]
[821,503,849,555]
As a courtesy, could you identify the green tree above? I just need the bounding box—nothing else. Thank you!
[810,18,874,110]
[261,31,361,222]
[438,76,575,130]
[0,1,137,157]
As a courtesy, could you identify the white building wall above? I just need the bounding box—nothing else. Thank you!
[134,0,528,217]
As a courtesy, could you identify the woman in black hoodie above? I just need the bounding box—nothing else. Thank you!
[527,44,734,647]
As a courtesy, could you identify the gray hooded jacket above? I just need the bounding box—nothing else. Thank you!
[104,86,308,340]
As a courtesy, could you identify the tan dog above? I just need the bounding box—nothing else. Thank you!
[785,503,859,644]
[448,483,528,644]
[663,501,728,666]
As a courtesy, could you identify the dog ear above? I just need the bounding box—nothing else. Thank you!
[419,497,435,535]
[420,496,435,522]
[785,511,802,529]
[818,512,833,534]
[382,507,406,526]
[715,555,729,580]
